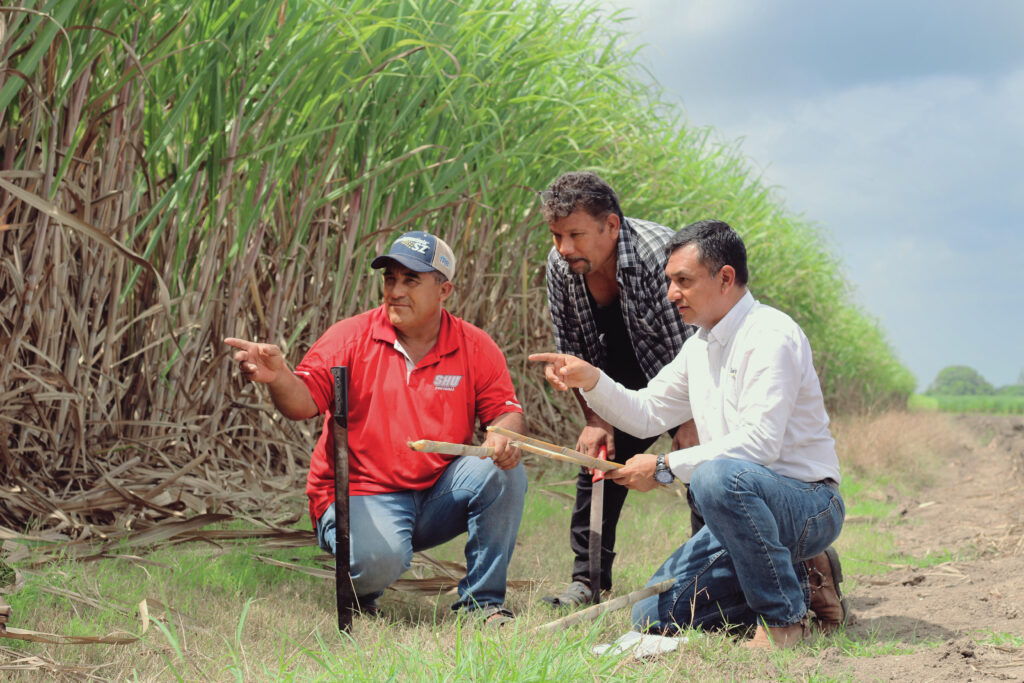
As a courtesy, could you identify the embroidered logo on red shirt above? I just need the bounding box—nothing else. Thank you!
[433,374,463,391]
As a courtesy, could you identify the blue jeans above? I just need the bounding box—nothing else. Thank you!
[632,458,845,632]
[315,456,527,611]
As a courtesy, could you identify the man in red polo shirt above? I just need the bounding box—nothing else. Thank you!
[225,231,527,625]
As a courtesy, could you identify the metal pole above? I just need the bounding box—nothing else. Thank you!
[331,366,355,632]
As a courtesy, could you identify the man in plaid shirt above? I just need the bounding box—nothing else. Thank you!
[538,171,700,608]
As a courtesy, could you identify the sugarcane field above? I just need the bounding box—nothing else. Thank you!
[2,1,1023,681]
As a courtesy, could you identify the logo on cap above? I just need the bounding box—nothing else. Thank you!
[397,236,430,254]
[370,230,456,281]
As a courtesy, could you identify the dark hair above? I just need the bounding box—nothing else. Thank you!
[666,220,748,285]
[539,171,624,223]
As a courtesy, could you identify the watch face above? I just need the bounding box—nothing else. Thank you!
[655,468,674,484]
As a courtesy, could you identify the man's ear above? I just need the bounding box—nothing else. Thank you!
[605,212,620,239]
[439,280,454,302]
[719,265,737,291]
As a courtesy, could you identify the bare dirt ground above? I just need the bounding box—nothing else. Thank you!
[795,414,1024,682]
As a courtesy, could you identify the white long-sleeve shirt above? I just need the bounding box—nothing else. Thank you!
[582,291,840,484]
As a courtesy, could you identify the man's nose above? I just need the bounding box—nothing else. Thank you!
[557,238,574,255]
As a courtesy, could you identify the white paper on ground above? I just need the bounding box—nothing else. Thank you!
[592,630,688,659]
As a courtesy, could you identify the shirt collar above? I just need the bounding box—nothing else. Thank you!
[615,218,641,271]
[699,289,756,345]
[370,305,458,361]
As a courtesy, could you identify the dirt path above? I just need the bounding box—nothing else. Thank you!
[799,415,1024,681]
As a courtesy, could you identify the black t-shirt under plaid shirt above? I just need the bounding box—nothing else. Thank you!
[545,217,694,380]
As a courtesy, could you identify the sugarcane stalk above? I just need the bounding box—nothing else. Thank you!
[508,440,620,473]
[534,579,675,632]
[491,426,685,492]
[407,439,495,458]
[487,426,584,461]
[488,426,623,473]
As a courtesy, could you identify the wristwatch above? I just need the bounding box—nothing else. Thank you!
[654,453,675,485]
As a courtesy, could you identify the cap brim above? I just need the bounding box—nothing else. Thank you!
[370,254,435,273]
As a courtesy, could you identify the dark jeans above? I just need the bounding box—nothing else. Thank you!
[631,461,845,632]
[569,427,705,591]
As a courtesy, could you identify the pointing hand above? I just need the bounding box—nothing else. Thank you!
[528,352,601,392]
[224,337,286,384]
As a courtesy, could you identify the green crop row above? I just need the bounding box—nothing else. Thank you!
[909,394,1024,415]
[2,0,913,531]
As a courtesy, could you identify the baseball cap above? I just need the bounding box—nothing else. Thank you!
[370,231,456,281]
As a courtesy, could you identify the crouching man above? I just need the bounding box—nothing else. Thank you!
[531,220,847,647]
[227,231,527,626]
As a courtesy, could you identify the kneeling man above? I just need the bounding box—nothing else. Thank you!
[228,231,527,625]
[531,220,846,647]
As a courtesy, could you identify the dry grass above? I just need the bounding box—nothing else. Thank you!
[831,410,972,492]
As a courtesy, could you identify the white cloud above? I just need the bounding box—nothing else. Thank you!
[724,70,1024,388]
[731,70,1024,225]
[672,0,749,34]
[601,0,1024,99]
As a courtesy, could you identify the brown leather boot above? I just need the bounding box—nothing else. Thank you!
[805,546,848,633]
[742,617,809,649]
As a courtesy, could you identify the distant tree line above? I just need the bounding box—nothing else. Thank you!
[927,366,1024,396]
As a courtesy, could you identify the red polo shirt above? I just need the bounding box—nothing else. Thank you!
[295,305,523,522]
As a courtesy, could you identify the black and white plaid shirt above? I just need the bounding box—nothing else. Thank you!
[545,217,694,379]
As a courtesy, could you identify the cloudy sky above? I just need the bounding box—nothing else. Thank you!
[596,0,1024,389]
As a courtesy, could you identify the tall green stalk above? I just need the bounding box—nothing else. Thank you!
[0,0,913,532]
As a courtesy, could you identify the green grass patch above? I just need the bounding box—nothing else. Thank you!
[0,413,984,679]
[906,394,939,411]
[909,393,1024,414]
[1,477,944,680]
[974,629,1024,648]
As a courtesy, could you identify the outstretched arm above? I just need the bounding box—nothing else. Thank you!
[224,337,319,420]
[531,349,692,442]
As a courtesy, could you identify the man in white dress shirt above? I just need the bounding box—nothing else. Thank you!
[530,219,847,649]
